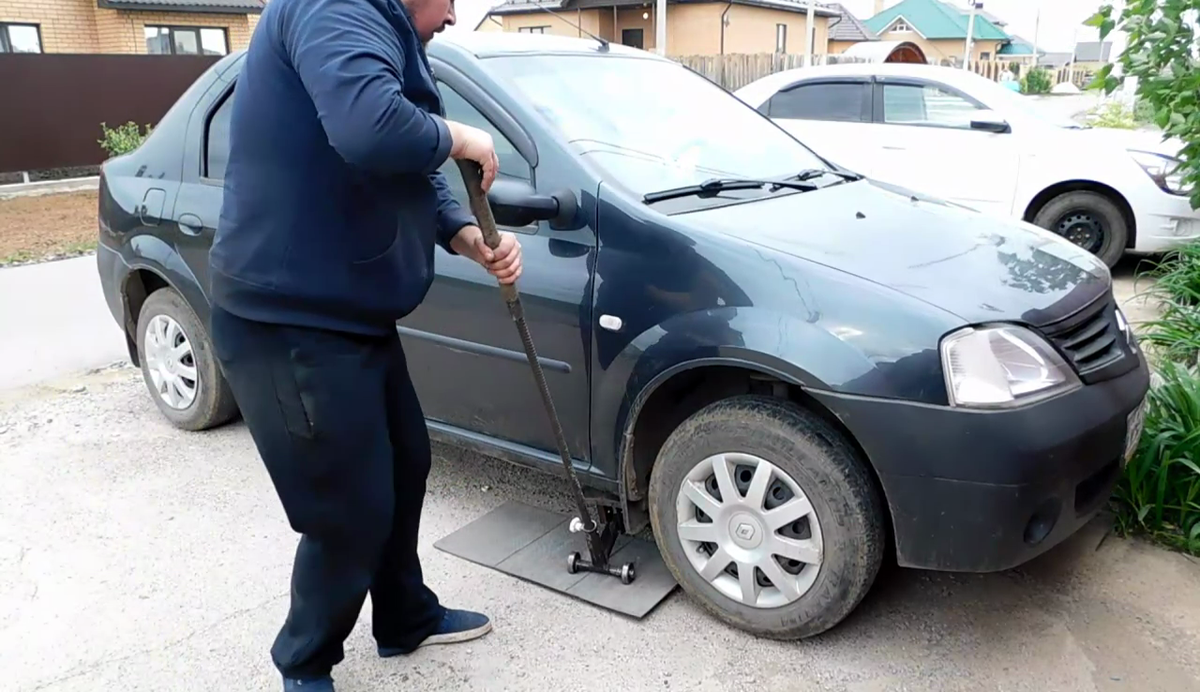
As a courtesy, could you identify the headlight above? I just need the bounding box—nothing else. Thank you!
[941,324,1081,408]
[1129,149,1191,195]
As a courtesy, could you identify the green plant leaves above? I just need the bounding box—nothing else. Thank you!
[1099,0,1200,210]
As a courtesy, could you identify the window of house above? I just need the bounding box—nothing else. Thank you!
[766,82,868,122]
[0,23,42,53]
[434,81,535,229]
[890,20,911,33]
[775,24,787,53]
[145,26,229,56]
[980,52,991,61]
[205,89,235,180]
[517,26,548,34]
[882,83,984,129]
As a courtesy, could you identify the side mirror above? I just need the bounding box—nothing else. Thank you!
[969,110,1010,133]
[487,178,578,230]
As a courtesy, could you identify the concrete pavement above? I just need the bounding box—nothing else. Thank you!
[0,255,128,392]
[2,369,1200,692]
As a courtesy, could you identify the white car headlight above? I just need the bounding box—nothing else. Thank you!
[941,324,1081,408]
[1129,149,1192,196]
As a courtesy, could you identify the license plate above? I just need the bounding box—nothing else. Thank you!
[1124,397,1148,465]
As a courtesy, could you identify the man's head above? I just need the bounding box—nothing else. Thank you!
[403,0,456,43]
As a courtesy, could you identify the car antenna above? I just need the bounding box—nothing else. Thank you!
[527,1,609,50]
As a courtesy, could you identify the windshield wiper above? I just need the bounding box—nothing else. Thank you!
[643,177,819,204]
[791,168,863,183]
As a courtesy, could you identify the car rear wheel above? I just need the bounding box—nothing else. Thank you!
[1032,190,1128,268]
[136,287,238,431]
[648,395,885,639]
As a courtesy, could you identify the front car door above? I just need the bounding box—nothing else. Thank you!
[757,77,876,177]
[865,76,1021,218]
[396,60,597,468]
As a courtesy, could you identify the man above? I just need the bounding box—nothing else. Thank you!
[206,0,521,688]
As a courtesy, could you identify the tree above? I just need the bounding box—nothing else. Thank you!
[1088,1,1200,210]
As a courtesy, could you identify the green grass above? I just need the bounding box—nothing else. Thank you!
[1114,243,1200,556]
[0,239,96,267]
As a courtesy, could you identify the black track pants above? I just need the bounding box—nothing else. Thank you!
[209,304,444,680]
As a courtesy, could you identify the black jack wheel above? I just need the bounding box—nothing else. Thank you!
[567,552,580,574]
[620,563,636,585]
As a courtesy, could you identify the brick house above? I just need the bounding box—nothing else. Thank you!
[0,0,264,55]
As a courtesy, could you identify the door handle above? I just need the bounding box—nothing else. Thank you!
[177,213,203,237]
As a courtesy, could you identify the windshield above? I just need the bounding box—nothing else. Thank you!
[485,54,832,197]
[957,70,1085,129]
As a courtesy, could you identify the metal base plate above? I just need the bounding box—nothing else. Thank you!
[433,500,678,618]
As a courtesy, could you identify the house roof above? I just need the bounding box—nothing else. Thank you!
[487,0,840,17]
[97,0,264,12]
[997,34,1038,55]
[825,2,877,42]
[863,0,1008,41]
[1074,41,1112,62]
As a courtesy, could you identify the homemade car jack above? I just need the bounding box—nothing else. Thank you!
[433,162,677,617]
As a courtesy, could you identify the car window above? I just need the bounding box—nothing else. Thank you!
[767,82,867,122]
[434,81,532,215]
[882,83,983,129]
[486,54,830,199]
[205,88,234,180]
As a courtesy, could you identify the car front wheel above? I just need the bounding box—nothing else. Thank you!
[136,287,238,431]
[648,395,885,639]
[1033,190,1128,268]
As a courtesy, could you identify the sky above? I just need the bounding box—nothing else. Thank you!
[445,0,1125,55]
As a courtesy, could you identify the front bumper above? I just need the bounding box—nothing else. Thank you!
[1130,191,1200,254]
[811,351,1151,573]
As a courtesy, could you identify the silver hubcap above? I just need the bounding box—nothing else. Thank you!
[144,314,198,409]
[676,452,824,608]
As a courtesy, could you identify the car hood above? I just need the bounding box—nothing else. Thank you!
[1068,125,1184,157]
[681,179,1112,326]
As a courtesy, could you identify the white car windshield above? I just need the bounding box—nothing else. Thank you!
[955,70,1085,129]
[486,53,833,197]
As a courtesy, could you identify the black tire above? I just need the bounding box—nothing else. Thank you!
[1032,190,1128,268]
[135,287,238,431]
[648,395,884,640]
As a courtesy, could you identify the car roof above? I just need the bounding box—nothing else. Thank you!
[429,30,664,60]
[733,60,992,105]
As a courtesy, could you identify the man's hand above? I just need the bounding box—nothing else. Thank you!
[451,226,523,285]
[445,121,499,192]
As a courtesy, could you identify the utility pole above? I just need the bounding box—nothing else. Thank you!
[963,1,979,69]
[655,0,666,55]
[806,2,816,65]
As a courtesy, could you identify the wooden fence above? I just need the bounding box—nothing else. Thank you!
[671,52,1099,93]
[672,53,867,91]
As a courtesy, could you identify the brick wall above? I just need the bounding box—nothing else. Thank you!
[0,0,100,52]
[1,0,256,54]
[96,9,254,54]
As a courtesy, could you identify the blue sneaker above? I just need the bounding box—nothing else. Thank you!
[283,675,334,692]
[378,608,492,657]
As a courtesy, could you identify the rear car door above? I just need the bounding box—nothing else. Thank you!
[758,77,876,177]
[173,74,236,300]
[396,61,597,465]
[865,76,1020,217]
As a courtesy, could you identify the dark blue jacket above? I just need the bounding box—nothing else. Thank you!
[208,0,476,335]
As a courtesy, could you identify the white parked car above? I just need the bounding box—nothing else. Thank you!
[734,62,1198,267]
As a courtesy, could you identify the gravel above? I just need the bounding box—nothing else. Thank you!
[3,366,1200,692]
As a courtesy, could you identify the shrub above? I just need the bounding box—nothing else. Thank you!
[98,121,152,158]
[1116,242,1200,556]
[1085,100,1138,129]
[1112,360,1200,556]
[1020,67,1052,95]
